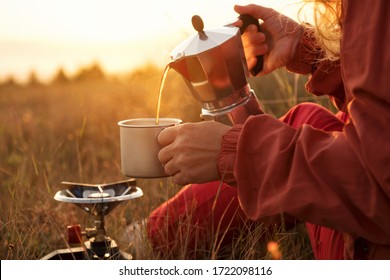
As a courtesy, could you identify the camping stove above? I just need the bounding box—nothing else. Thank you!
[42,178,143,260]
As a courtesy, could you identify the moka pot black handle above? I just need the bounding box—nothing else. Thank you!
[238,14,264,76]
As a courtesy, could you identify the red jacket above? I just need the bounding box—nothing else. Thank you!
[218,0,390,259]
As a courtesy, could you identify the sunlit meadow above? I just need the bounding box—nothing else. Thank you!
[0,60,337,260]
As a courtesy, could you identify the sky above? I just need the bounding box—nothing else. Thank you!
[0,0,306,83]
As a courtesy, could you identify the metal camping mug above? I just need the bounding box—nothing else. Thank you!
[118,118,182,178]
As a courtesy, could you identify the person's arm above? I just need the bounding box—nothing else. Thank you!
[219,1,390,244]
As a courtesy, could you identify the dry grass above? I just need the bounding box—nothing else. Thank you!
[0,64,323,260]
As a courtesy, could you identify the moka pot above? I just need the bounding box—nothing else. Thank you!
[169,15,263,125]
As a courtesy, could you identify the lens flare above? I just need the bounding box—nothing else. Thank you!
[267,241,282,260]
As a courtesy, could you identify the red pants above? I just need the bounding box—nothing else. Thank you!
[147,103,347,259]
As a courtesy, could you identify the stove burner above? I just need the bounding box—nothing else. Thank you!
[88,192,111,198]
[43,178,143,260]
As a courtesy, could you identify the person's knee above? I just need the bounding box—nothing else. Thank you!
[290,102,325,116]
[282,102,343,131]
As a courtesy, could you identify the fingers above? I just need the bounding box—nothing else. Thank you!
[241,27,268,70]
[171,172,189,186]
[158,145,171,166]
[231,18,242,28]
[157,125,177,146]
[157,126,178,169]
[162,157,180,177]
[245,43,268,59]
[242,28,267,48]
[234,4,275,21]
[159,147,187,183]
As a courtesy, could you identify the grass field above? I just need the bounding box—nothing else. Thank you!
[0,64,334,260]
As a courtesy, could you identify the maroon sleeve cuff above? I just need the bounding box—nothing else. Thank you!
[286,27,323,75]
[286,26,345,111]
[217,124,243,186]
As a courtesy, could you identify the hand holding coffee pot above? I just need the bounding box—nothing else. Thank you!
[234,4,303,76]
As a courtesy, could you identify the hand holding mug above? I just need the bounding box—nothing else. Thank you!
[157,121,231,185]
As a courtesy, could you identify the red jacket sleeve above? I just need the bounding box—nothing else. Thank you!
[286,26,346,111]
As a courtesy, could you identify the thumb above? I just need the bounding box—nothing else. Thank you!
[234,4,275,21]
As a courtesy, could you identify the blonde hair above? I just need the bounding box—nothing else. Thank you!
[299,0,342,61]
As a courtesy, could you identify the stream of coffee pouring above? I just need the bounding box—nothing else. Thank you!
[155,64,171,125]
